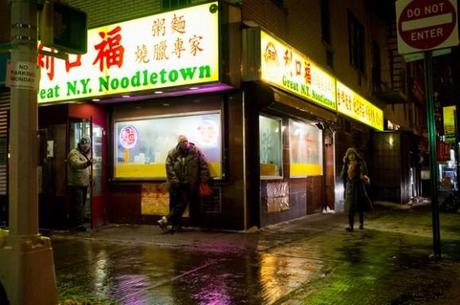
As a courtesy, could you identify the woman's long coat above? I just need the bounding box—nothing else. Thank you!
[341,160,370,213]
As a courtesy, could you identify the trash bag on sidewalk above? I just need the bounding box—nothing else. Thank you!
[440,191,460,213]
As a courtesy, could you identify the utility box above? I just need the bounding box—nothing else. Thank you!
[372,131,421,204]
[39,1,87,54]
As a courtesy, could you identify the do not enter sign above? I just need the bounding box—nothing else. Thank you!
[396,0,458,54]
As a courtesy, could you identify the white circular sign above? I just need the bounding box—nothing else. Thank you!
[119,125,138,149]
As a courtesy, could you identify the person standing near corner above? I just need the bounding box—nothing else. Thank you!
[67,136,92,232]
[158,135,210,234]
[341,147,371,232]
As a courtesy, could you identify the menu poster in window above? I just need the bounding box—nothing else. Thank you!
[114,112,221,179]
[289,120,323,177]
[141,184,169,216]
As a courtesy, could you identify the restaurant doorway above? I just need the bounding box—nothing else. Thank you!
[68,118,104,229]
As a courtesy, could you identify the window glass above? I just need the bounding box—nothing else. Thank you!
[114,111,222,179]
[289,119,323,177]
[348,10,365,73]
[259,115,282,178]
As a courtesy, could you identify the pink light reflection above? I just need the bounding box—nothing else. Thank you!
[116,274,149,305]
[194,272,232,305]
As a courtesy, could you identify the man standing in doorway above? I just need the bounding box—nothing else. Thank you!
[67,136,92,232]
[158,135,210,233]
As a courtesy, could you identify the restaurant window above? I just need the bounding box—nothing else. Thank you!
[289,119,323,177]
[348,10,365,73]
[113,111,222,180]
[259,115,283,178]
[161,0,191,10]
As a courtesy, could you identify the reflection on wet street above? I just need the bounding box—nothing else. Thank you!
[53,207,460,305]
[54,239,323,305]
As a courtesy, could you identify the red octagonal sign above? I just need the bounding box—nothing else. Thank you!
[397,0,458,54]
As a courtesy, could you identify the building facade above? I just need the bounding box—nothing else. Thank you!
[0,0,425,230]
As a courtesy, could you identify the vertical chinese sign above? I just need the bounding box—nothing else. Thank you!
[443,105,456,143]
[38,2,219,103]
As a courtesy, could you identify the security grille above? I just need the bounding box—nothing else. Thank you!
[0,90,8,196]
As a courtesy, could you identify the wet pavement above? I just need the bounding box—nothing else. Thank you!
[50,204,460,305]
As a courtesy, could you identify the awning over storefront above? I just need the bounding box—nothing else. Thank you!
[243,82,337,123]
[272,87,337,123]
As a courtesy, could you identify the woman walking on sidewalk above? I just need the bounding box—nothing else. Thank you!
[341,147,372,232]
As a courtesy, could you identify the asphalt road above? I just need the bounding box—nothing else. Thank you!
[52,204,460,305]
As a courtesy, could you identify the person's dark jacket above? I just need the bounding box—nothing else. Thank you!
[166,142,209,188]
[340,148,371,213]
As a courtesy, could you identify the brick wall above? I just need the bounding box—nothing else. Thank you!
[242,0,288,38]
[66,0,208,28]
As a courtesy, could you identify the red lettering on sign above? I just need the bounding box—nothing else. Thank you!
[93,26,125,72]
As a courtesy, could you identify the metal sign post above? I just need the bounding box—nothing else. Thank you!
[454,109,460,192]
[396,0,458,259]
[0,1,58,304]
[423,50,441,257]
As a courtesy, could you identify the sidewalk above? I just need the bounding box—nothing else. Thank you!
[50,204,460,305]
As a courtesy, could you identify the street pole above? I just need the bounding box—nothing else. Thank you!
[423,50,442,258]
[0,0,58,304]
[454,110,460,191]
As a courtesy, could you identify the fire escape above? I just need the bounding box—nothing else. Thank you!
[373,21,408,103]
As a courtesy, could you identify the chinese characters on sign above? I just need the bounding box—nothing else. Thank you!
[38,1,219,103]
[443,105,456,143]
[260,30,336,111]
[38,45,83,81]
[336,81,384,131]
[259,30,383,131]
[93,26,124,72]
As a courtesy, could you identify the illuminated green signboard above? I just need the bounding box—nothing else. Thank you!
[38,2,219,103]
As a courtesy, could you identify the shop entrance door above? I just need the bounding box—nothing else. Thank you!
[324,131,335,210]
[68,118,104,229]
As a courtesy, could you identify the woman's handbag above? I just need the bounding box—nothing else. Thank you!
[199,182,213,198]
